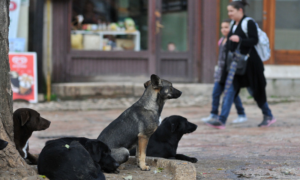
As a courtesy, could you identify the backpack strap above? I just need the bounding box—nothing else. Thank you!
[241,17,252,37]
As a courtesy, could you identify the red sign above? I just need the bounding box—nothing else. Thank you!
[9,52,38,103]
[10,2,17,11]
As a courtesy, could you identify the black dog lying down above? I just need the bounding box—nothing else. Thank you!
[38,137,119,179]
[130,115,198,163]
[38,140,105,180]
[0,139,8,150]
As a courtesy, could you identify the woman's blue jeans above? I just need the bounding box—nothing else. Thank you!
[218,83,273,124]
[211,82,245,117]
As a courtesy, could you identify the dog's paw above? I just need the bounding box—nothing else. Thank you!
[189,157,198,163]
[114,169,120,174]
[140,165,150,171]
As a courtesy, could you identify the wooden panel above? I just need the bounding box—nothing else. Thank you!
[274,51,300,65]
[148,0,157,74]
[187,0,195,80]
[201,0,218,83]
[263,0,276,64]
[52,0,71,82]
[160,59,188,78]
[194,0,202,82]
[159,52,188,59]
[69,58,148,76]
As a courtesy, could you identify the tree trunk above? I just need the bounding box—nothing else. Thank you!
[0,0,37,178]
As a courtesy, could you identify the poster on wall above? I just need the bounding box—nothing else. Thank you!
[9,52,38,103]
[9,0,21,38]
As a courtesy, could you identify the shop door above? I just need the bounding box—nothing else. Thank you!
[246,0,300,65]
[154,0,194,82]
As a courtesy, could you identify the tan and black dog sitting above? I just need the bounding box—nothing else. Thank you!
[13,108,51,164]
[98,74,182,171]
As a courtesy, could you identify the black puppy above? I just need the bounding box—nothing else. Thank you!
[38,140,105,180]
[0,139,8,150]
[130,115,198,163]
[13,108,51,164]
[44,137,119,173]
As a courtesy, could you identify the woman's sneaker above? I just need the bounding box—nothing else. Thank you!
[258,116,276,127]
[201,114,218,122]
[232,116,248,123]
[205,119,225,129]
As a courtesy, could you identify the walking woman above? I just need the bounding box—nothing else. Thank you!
[206,0,276,129]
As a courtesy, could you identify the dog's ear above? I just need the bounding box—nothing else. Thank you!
[85,140,102,163]
[150,74,162,89]
[144,80,151,89]
[20,110,30,126]
[171,123,179,133]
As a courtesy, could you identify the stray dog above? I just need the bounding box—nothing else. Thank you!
[44,137,119,173]
[0,139,8,150]
[13,108,51,164]
[130,115,198,163]
[98,74,182,171]
[38,140,105,180]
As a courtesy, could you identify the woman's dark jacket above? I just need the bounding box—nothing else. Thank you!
[220,15,267,107]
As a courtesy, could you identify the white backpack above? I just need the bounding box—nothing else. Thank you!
[230,17,271,61]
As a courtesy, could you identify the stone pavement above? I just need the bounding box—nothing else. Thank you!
[15,100,300,179]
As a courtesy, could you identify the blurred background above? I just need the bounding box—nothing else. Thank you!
[9,0,300,101]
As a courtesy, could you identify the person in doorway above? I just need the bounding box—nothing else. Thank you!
[167,42,177,52]
[202,19,247,124]
[206,0,276,129]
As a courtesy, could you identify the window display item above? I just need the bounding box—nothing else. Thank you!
[124,18,136,32]
[83,35,101,50]
[71,34,83,50]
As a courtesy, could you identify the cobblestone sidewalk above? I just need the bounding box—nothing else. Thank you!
[16,101,300,179]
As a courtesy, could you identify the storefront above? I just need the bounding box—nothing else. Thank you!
[50,0,207,83]
[48,0,300,84]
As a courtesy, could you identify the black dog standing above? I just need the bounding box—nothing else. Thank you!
[98,74,182,171]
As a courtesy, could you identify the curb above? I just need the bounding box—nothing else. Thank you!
[126,157,196,180]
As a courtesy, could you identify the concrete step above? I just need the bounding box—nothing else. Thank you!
[51,65,300,106]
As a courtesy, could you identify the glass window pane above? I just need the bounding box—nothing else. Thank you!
[160,0,188,52]
[275,0,300,50]
[71,0,148,51]
[245,0,263,28]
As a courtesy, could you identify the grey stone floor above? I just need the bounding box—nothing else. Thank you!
[15,100,300,179]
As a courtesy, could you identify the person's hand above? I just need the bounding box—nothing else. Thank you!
[229,35,240,42]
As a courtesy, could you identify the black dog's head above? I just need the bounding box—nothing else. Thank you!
[0,139,8,150]
[85,140,119,173]
[169,115,197,134]
[156,115,197,141]
[14,108,51,131]
[144,74,182,100]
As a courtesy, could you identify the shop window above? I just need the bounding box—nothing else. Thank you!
[275,0,300,50]
[71,0,148,51]
[160,0,188,52]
